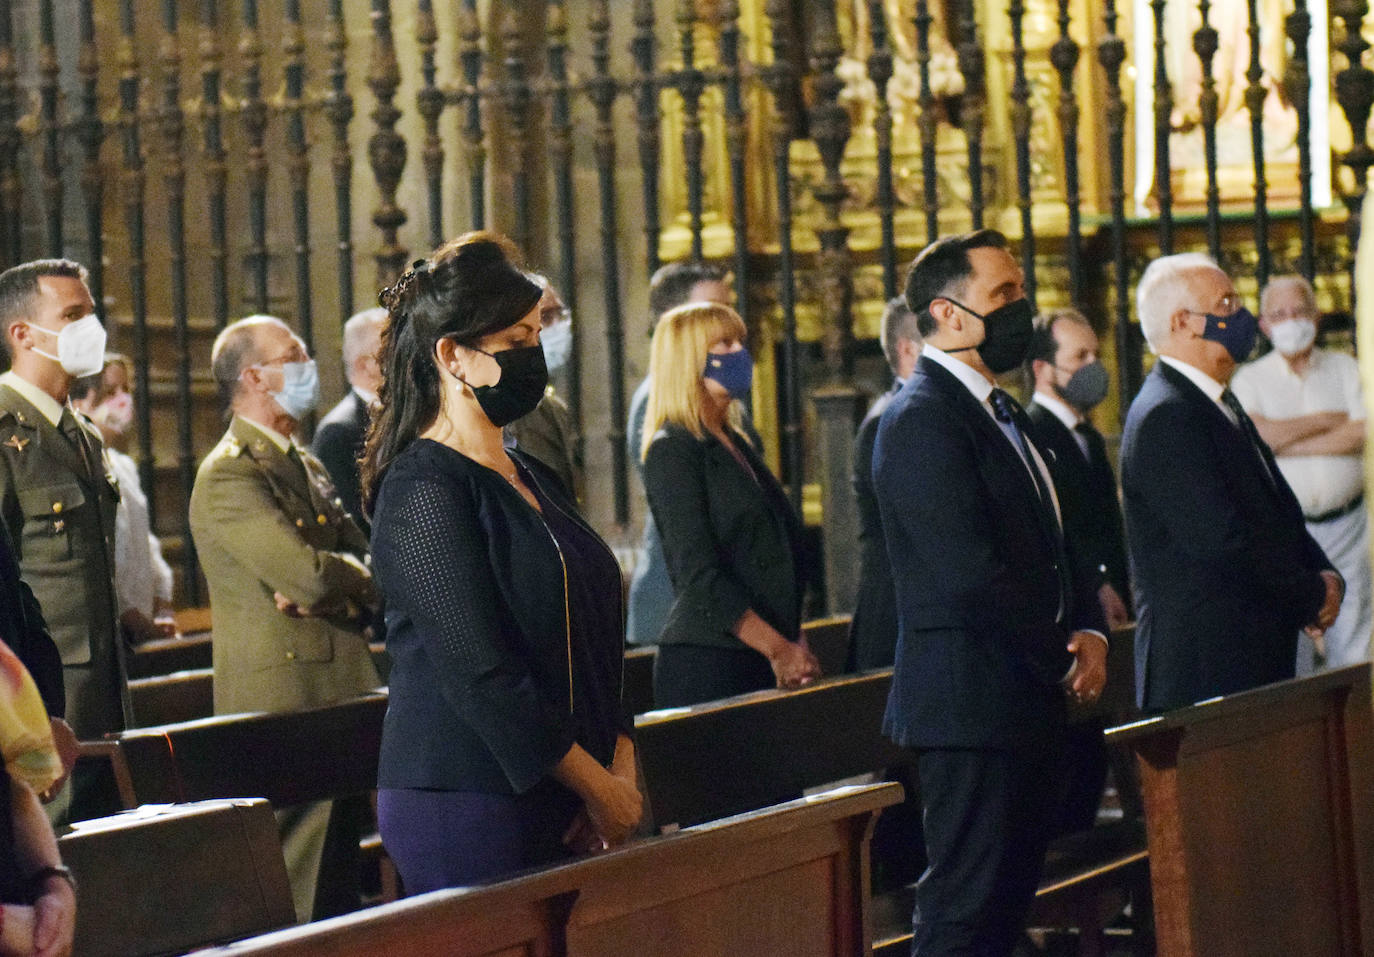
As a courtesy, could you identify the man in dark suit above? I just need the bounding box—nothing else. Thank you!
[1025,309,1129,834]
[1122,252,1341,712]
[312,306,386,530]
[851,297,922,671]
[874,230,1108,955]
[1026,310,1130,629]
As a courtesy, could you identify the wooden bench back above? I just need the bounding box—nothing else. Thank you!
[1108,663,1374,956]
[60,798,295,956]
[127,633,212,679]
[112,693,387,807]
[636,671,907,829]
[191,783,901,957]
[127,668,213,727]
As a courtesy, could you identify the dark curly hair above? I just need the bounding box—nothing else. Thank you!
[360,232,542,512]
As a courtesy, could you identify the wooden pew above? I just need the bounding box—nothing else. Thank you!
[802,614,853,676]
[1107,663,1374,956]
[60,798,295,956]
[623,645,656,715]
[127,633,213,679]
[190,783,902,957]
[637,634,1149,957]
[108,693,387,806]
[127,667,213,727]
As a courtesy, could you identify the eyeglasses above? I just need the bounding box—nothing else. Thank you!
[1261,308,1317,322]
[1186,293,1243,318]
[257,351,307,366]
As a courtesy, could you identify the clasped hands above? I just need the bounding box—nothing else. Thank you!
[1064,630,1108,705]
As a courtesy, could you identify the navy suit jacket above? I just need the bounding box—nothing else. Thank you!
[1121,361,1333,711]
[311,389,370,531]
[873,355,1103,750]
[1025,402,1130,602]
[850,382,901,669]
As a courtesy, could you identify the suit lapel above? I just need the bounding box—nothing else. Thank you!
[0,387,92,485]
[233,417,314,513]
[917,357,1046,518]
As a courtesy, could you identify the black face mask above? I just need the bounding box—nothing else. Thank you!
[459,343,549,427]
[946,297,1035,374]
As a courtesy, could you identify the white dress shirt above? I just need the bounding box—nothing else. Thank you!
[1031,389,1089,459]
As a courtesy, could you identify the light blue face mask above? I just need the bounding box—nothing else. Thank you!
[264,358,319,420]
[541,320,573,374]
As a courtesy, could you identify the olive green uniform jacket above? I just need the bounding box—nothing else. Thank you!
[0,381,125,739]
[190,416,380,716]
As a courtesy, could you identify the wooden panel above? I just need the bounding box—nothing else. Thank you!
[802,616,852,676]
[127,633,212,678]
[635,672,908,829]
[624,646,656,715]
[127,667,213,727]
[60,799,294,956]
[188,784,901,957]
[1109,664,1374,957]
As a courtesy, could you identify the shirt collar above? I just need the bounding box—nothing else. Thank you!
[1157,355,1228,404]
[0,370,67,427]
[1031,389,1082,430]
[352,385,378,406]
[235,415,294,454]
[922,344,994,405]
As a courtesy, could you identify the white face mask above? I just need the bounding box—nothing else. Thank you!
[29,314,107,377]
[1268,318,1317,357]
[254,358,320,420]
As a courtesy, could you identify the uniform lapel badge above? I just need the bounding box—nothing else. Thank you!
[4,435,28,452]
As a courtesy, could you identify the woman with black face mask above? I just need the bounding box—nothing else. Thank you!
[362,233,642,892]
[640,302,821,708]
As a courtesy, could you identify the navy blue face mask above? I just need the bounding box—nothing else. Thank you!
[1198,306,1259,363]
[703,348,754,399]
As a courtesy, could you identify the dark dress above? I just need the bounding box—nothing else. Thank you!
[370,440,627,892]
[642,423,805,708]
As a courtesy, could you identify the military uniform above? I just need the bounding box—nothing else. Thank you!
[189,415,379,715]
[0,373,126,741]
[189,414,380,922]
[505,388,581,501]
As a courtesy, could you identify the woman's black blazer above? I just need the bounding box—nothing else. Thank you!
[642,422,804,649]
[370,439,625,795]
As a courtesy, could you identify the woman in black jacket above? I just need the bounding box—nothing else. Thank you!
[640,302,821,708]
[362,234,641,892]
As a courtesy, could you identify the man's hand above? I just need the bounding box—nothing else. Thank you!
[1311,570,1344,633]
[1065,631,1108,703]
[768,639,822,689]
[274,592,347,620]
[1097,582,1131,630]
[39,719,77,804]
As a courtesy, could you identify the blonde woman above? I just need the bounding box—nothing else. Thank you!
[641,302,821,708]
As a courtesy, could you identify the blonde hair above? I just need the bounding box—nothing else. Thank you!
[641,301,748,459]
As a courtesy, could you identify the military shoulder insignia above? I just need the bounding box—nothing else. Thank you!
[3,434,27,452]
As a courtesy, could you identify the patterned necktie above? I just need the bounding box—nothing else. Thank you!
[1220,389,1278,488]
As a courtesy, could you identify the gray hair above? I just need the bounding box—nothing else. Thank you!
[1136,252,1221,353]
[210,314,289,412]
[879,296,921,374]
[1259,275,1317,317]
[342,306,388,369]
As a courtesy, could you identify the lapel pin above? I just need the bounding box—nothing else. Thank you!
[4,435,28,452]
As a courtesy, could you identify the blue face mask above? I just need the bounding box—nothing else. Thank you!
[265,359,320,420]
[1199,306,1259,363]
[703,348,753,399]
[541,320,573,374]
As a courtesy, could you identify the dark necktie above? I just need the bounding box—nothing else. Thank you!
[990,389,1058,523]
[59,408,95,481]
[1220,389,1278,488]
[990,388,1071,620]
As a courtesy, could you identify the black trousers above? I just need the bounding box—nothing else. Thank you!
[911,734,1063,957]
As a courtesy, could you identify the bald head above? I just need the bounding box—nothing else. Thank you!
[211,315,294,413]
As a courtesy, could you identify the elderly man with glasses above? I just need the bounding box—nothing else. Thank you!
[1230,275,1371,675]
[1121,254,1342,713]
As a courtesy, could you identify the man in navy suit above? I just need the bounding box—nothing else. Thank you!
[1121,252,1341,712]
[312,306,386,531]
[873,230,1108,955]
